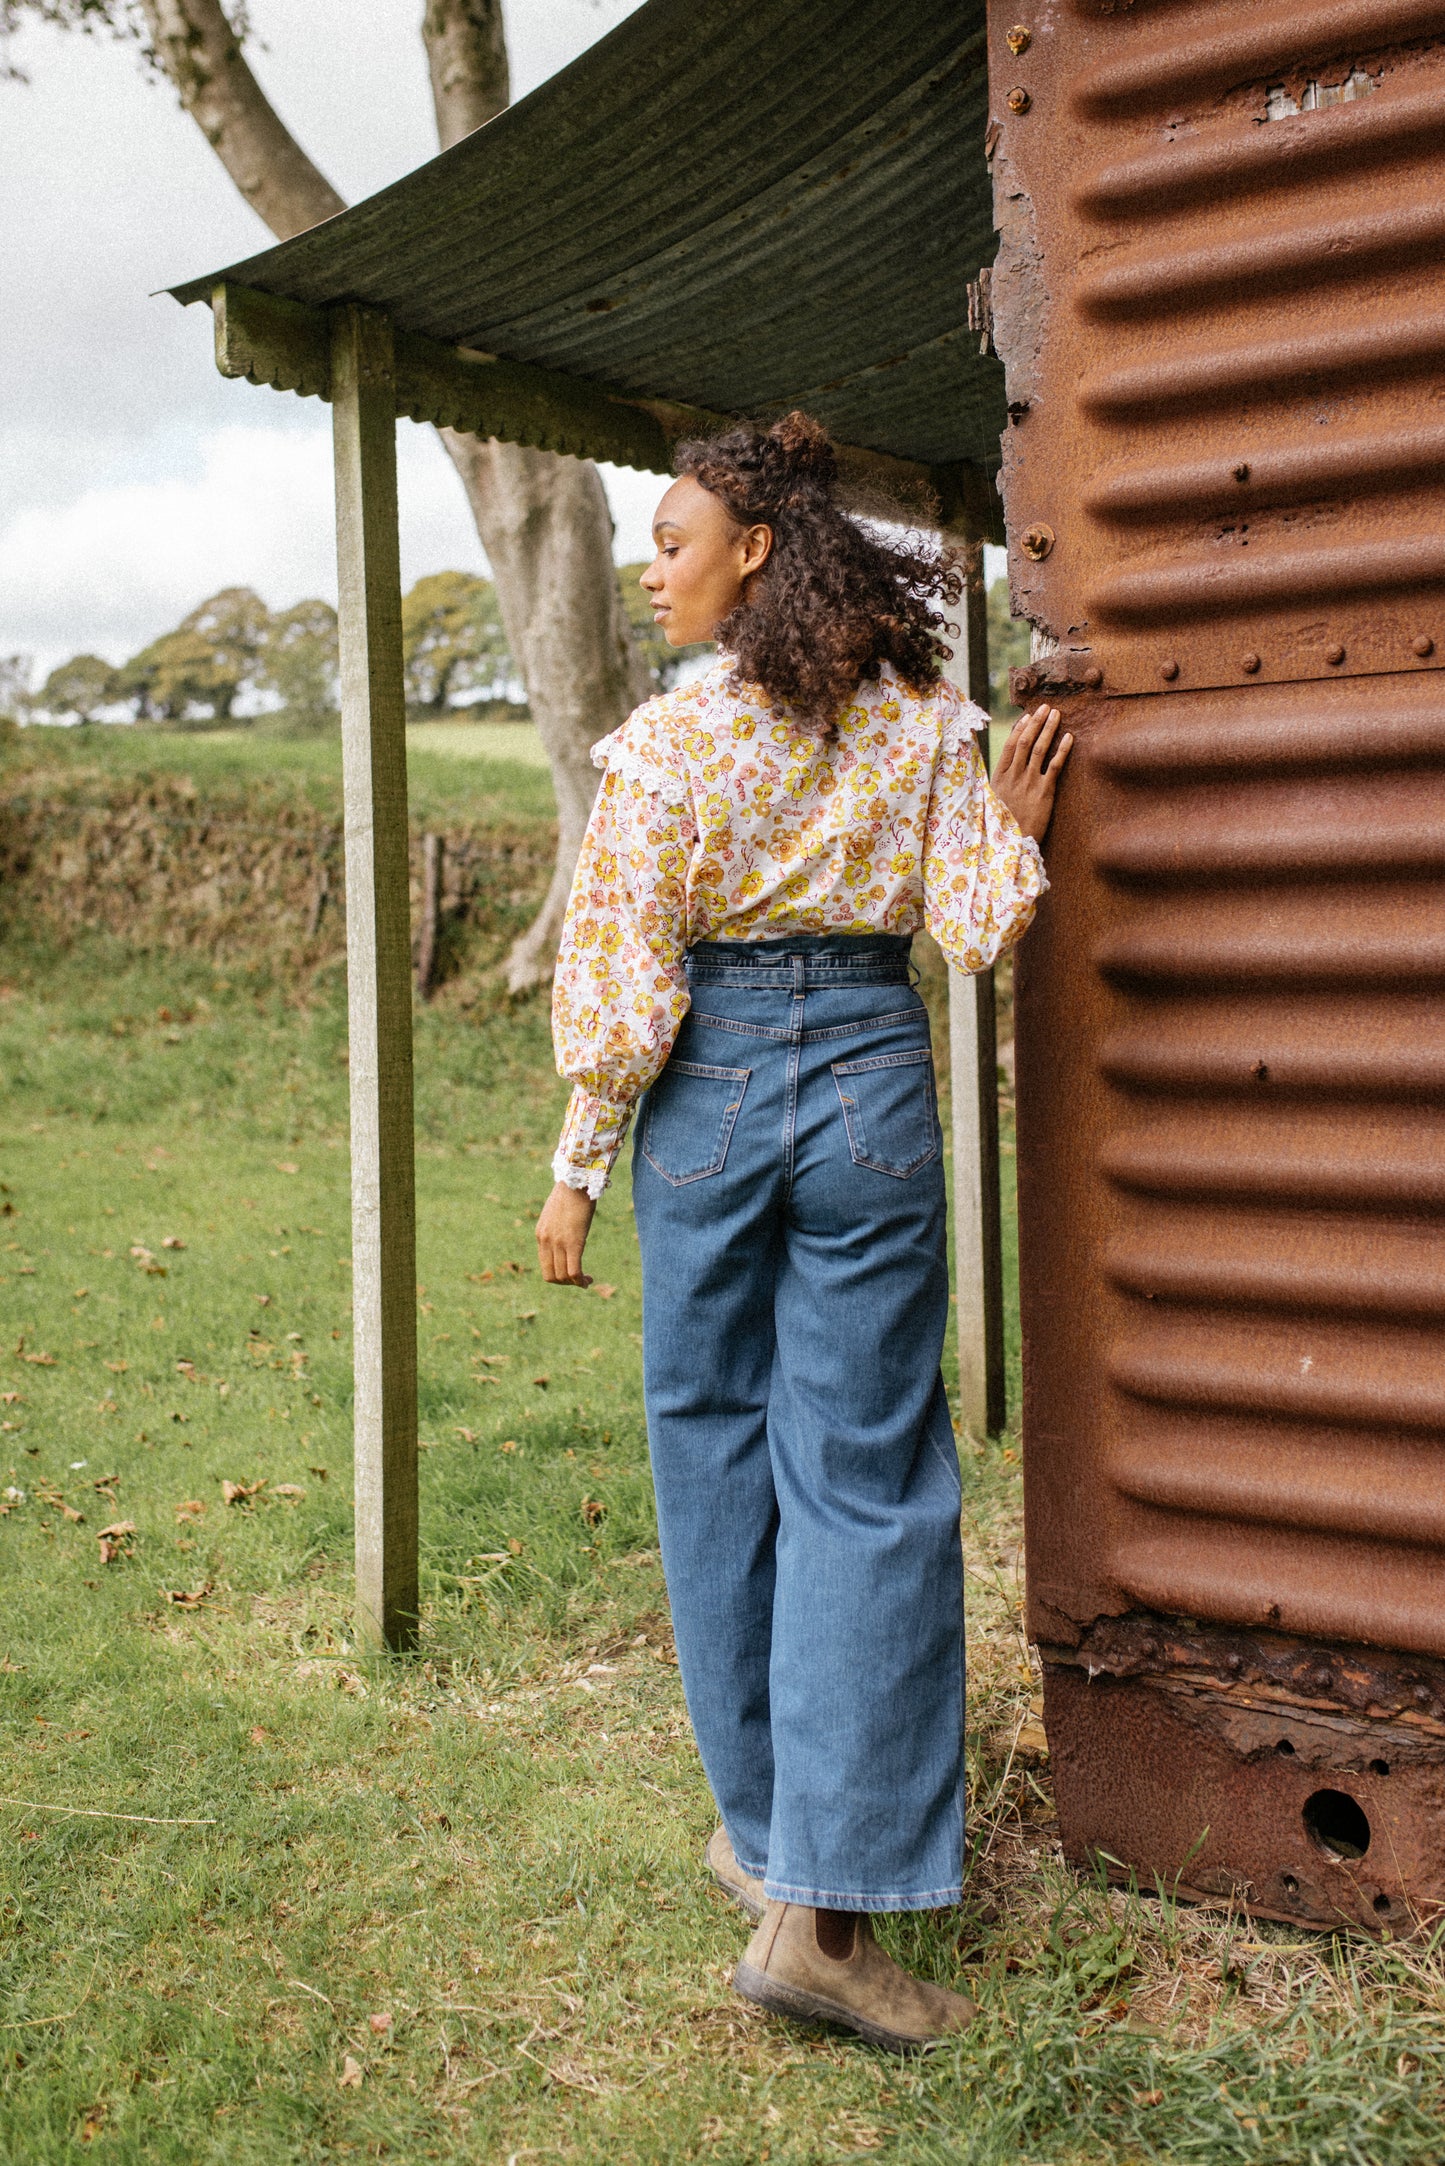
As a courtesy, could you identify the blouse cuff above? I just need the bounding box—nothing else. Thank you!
[551,1154,611,1200]
[552,1083,634,1198]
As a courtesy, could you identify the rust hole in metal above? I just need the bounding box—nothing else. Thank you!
[1374,1892,1392,1915]
[1275,1736,1295,1755]
[1303,1789,1370,1862]
[1281,1873,1300,1894]
[1370,1758,1391,1778]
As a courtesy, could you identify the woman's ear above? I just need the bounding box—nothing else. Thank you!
[740,522,773,580]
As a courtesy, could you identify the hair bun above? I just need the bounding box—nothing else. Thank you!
[767,411,837,502]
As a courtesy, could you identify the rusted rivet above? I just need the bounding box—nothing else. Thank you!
[1160,658,1180,681]
[1413,633,1434,657]
[1241,651,1261,674]
[1325,643,1346,665]
[1012,666,1038,698]
[1020,522,1054,560]
[1082,664,1103,689]
[1006,85,1032,114]
[1006,23,1032,53]
[1233,462,1251,483]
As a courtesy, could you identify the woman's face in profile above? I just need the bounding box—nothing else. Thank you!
[639,476,772,646]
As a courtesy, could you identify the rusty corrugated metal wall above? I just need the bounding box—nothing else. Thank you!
[990,0,1445,1929]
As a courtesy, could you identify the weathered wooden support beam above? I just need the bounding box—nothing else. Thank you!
[210,279,1002,534]
[331,303,420,1651]
[945,536,1007,1439]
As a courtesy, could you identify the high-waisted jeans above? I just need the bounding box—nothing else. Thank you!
[631,933,964,1911]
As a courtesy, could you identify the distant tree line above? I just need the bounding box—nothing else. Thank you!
[1,563,716,735]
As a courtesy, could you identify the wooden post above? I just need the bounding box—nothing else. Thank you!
[416,832,444,1001]
[945,537,1006,1437]
[331,303,419,1650]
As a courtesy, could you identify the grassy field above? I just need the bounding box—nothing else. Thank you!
[2,727,1445,2163]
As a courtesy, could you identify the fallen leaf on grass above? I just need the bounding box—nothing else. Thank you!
[174,1500,206,1522]
[1,1488,25,1515]
[162,1235,186,1250]
[164,1581,214,1610]
[275,1162,299,1176]
[255,1294,272,1309]
[129,1246,166,1276]
[338,2055,364,2090]
[221,1479,266,1507]
[591,1283,617,1300]
[499,1440,517,1455]
[455,1428,477,1444]
[466,1269,494,1284]
[104,1361,127,1375]
[272,1484,307,1501]
[0,1392,19,1405]
[307,1465,328,1482]
[368,2011,392,2035]
[19,1351,56,1367]
[0,1656,23,1673]
[474,1354,510,1368]
[508,1537,524,1556]
[80,2105,106,2143]
[581,1499,606,1527]
[250,1726,267,1745]
[72,1288,89,1301]
[97,1521,136,1564]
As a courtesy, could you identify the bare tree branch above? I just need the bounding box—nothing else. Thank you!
[423,0,506,146]
[134,0,343,235]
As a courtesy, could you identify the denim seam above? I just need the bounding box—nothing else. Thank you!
[686,1007,926,1045]
[760,1879,965,1913]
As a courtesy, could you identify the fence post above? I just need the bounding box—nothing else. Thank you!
[331,302,419,1650]
[946,537,1007,1438]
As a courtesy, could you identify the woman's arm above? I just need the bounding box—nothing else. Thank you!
[922,696,1063,975]
[540,735,694,1286]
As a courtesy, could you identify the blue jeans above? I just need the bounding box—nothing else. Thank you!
[632,933,965,1912]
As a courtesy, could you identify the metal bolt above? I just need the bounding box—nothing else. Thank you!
[1325,643,1346,665]
[1006,23,1032,53]
[1233,462,1250,483]
[1020,522,1054,560]
[1006,86,1032,114]
[1013,666,1038,698]
[1160,659,1180,682]
[1413,634,1434,657]
[1241,651,1261,673]
[1083,665,1103,689]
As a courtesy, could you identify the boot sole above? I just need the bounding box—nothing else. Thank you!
[708,1866,765,1923]
[732,1959,950,2055]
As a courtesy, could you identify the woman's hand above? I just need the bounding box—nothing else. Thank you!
[990,703,1074,845]
[536,1182,598,1287]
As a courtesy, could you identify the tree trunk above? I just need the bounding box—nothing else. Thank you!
[139,0,653,991]
[421,0,652,991]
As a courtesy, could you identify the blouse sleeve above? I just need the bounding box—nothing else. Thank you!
[550,709,696,1197]
[922,691,1048,974]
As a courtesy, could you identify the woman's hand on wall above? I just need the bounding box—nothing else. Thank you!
[990,703,1073,844]
[536,1183,598,1286]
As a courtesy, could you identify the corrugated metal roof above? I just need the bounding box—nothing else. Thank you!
[171,0,1002,473]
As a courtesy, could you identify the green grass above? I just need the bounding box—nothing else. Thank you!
[2,731,1445,2162]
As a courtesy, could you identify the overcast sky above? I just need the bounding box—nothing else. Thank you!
[0,0,665,684]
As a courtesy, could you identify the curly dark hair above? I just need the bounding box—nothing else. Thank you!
[673,411,963,738]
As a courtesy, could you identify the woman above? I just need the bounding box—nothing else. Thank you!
[535,413,1069,2051]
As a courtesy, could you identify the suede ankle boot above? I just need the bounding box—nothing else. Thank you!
[733,1901,976,2052]
[705,1827,766,1922]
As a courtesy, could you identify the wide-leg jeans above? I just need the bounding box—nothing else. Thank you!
[631,933,965,1912]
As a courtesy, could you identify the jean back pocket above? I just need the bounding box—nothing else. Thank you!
[641,1059,751,1186]
[832,1047,940,1178]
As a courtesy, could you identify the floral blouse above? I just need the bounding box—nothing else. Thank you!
[550,658,1046,1195]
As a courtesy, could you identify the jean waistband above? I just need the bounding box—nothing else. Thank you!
[685,933,915,987]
